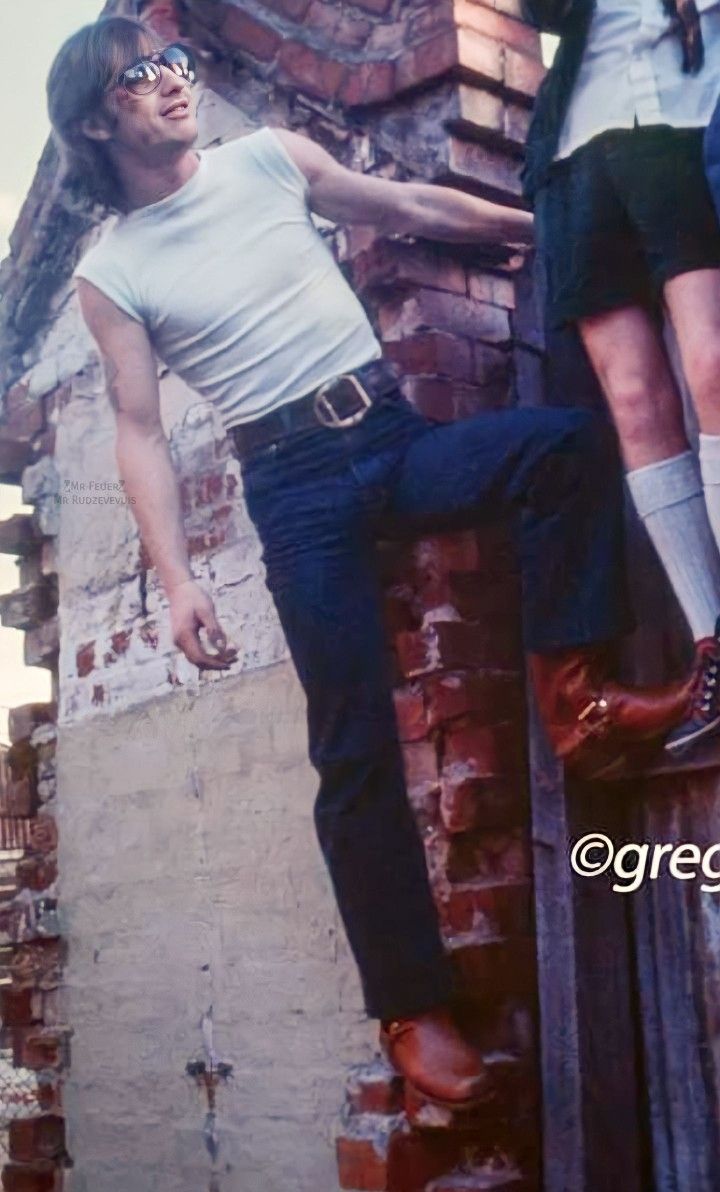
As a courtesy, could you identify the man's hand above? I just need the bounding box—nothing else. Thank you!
[169,579,238,671]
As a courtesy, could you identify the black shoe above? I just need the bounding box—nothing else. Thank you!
[665,618,720,756]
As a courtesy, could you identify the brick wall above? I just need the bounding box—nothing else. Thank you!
[0,0,547,1186]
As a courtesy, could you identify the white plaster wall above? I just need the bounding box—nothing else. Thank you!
[57,665,376,1192]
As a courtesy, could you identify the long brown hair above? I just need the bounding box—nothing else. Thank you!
[46,16,155,214]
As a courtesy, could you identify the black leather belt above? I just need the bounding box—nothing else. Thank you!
[229,358,400,460]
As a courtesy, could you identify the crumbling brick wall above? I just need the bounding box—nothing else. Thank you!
[0,0,546,1188]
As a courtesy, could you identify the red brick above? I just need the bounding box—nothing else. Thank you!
[278,41,346,101]
[396,31,460,94]
[346,1060,404,1115]
[427,673,521,728]
[367,20,406,54]
[9,1116,65,1163]
[440,776,522,834]
[434,620,521,670]
[307,3,372,49]
[340,61,396,105]
[393,684,427,742]
[408,2,456,42]
[336,1135,389,1190]
[443,719,523,779]
[401,377,456,423]
[353,0,393,12]
[381,290,512,346]
[13,1028,65,1072]
[457,1,542,57]
[385,333,474,381]
[455,26,505,83]
[468,273,516,309]
[504,44,545,99]
[221,8,282,61]
[447,828,530,884]
[16,858,57,893]
[386,1130,465,1191]
[449,935,536,1001]
[402,741,440,807]
[438,880,532,937]
[1,1164,56,1192]
[142,0,182,41]
[36,1081,62,1113]
[9,941,64,992]
[415,532,484,584]
[7,704,56,746]
[1,987,36,1028]
[355,241,467,297]
[396,627,438,678]
[447,136,524,200]
[75,642,95,678]
[28,816,58,856]
[1,740,38,818]
[264,0,312,18]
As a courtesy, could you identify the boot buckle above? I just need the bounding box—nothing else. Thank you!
[577,696,609,725]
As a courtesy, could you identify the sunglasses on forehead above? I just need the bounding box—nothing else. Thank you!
[113,42,197,96]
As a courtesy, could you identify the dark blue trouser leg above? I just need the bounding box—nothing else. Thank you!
[242,445,453,1021]
[239,395,631,1019]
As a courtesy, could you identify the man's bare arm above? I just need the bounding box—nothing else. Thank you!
[76,279,236,669]
[273,128,533,245]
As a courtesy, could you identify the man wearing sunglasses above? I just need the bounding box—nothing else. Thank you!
[47,15,705,1110]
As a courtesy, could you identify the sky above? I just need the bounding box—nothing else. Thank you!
[0,2,103,743]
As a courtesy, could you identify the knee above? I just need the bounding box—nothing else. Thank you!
[685,341,720,410]
[601,369,683,455]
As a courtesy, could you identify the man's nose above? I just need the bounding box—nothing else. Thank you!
[158,63,186,94]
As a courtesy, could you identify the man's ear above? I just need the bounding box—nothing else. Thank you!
[80,112,113,143]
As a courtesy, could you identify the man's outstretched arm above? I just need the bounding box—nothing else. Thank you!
[273,128,533,246]
[76,279,237,671]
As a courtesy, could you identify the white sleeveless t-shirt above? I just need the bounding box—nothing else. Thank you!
[72,127,382,432]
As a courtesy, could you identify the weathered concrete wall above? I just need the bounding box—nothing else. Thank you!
[58,664,373,1192]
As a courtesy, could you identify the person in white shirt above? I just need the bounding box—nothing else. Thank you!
[47,15,710,1113]
[525,0,720,749]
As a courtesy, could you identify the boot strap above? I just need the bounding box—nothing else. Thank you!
[577,696,609,730]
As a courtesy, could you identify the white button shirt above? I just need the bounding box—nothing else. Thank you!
[555,0,720,159]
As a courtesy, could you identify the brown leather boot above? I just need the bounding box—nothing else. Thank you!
[529,644,693,779]
[379,1006,495,1109]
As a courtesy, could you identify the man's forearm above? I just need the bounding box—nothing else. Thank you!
[115,419,194,595]
[401,182,533,245]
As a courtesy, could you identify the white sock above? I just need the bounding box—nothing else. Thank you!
[627,450,720,641]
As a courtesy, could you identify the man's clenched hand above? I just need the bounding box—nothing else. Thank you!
[168,579,238,671]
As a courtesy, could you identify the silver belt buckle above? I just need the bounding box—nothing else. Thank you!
[313,373,373,429]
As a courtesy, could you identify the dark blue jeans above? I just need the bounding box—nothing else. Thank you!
[237,389,630,1020]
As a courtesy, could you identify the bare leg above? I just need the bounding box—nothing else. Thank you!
[578,302,720,643]
[578,304,689,467]
[664,269,720,434]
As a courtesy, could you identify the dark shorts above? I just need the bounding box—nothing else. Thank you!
[535,124,720,329]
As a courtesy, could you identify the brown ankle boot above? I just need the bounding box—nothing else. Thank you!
[529,645,693,779]
[379,1006,495,1109]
